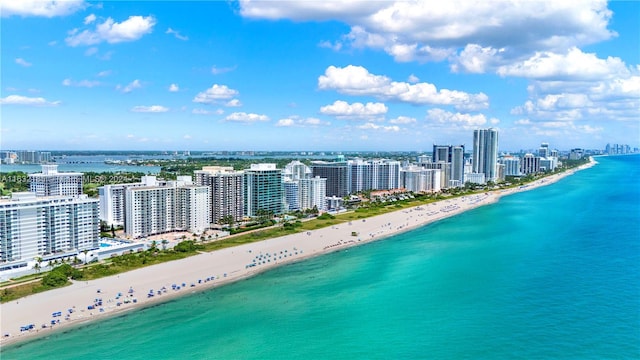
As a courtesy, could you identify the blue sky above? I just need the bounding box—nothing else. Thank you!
[2,0,638,152]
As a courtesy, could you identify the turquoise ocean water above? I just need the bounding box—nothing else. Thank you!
[3,155,639,359]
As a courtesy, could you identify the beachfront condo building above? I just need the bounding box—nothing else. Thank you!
[124,177,210,238]
[400,167,442,193]
[194,167,244,225]
[311,161,349,197]
[432,145,465,186]
[420,162,451,189]
[284,175,327,212]
[465,173,486,185]
[499,156,522,176]
[244,164,285,217]
[348,159,374,193]
[539,158,558,172]
[99,176,159,227]
[369,159,402,191]
[0,192,99,263]
[284,180,300,211]
[175,186,211,235]
[521,154,541,175]
[472,128,499,182]
[299,176,327,211]
[347,159,402,193]
[29,164,83,197]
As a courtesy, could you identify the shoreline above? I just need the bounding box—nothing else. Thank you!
[0,159,596,348]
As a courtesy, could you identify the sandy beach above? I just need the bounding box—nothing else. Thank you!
[0,159,596,347]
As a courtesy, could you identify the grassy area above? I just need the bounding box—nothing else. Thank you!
[1,280,72,303]
[80,248,200,280]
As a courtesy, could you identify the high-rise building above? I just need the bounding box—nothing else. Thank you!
[539,143,550,158]
[244,164,284,217]
[521,153,541,174]
[569,148,584,160]
[175,186,210,235]
[194,167,244,224]
[400,167,441,193]
[299,176,327,211]
[370,159,401,191]
[311,161,349,197]
[498,156,522,176]
[283,160,311,181]
[29,165,83,197]
[472,128,499,182]
[124,177,210,238]
[284,180,300,211]
[346,159,401,194]
[99,176,158,227]
[39,152,52,163]
[420,162,450,189]
[0,192,99,263]
[348,159,373,193]
[417,155,431,164]
[16,150,38,164]
[432,145,465,185]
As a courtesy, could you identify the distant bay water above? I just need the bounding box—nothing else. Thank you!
[0,155,162,174]
[0,153,337,174]
[2,155,639,359]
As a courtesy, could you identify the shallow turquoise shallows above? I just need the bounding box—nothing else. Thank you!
[3,155,639,360]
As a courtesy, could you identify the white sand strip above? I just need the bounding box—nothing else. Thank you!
[0,159,595,347]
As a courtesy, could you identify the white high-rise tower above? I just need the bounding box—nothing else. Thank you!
[472,128,499,182]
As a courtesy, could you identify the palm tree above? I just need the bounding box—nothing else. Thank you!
[82,249,89,264]
[161,239,168,251]
[34,257,42,275]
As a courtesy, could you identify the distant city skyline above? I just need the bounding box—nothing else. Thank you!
[2,1,639,151]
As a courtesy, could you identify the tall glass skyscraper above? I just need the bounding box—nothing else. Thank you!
[244,164,284,217]
[432,145,465,186]
[472,128,499,182]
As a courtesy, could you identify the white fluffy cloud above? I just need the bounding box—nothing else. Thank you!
[407,74,419,83]
[358,123,400,132]
[131,105,169,113]
[1,0,85,17]
[275,116,330,127]
[497,47,631,81]
[116,79,142,93]
[15,58,32,67]
[425,108,498,130]
[389,116,416,124]
[169,83,179,92]
[240,1,614,68]
[509,53,640,127]
[66,15,156,46]
[318,65,489,110]
[193,84,239,104]
[84,13,96,24]
[0,95,60,106]
[225,112,269,123]
[62,78,100,87]
[225,99,242,107]
[239,1,384,21]
[319,100,388,119]
[194,108,227,116]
